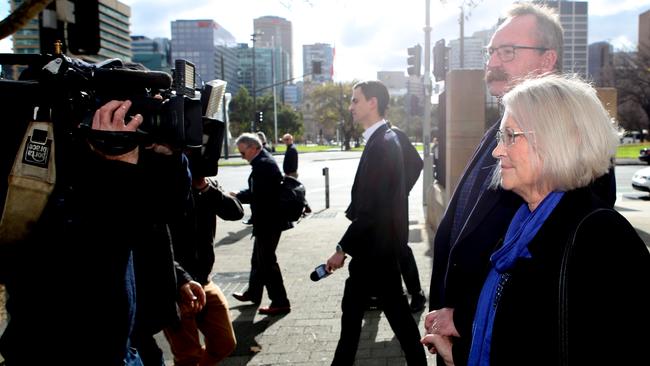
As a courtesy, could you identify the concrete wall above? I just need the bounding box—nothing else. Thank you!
[427,70,486,232]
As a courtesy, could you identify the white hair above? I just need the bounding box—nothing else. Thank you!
[492,74,618,191]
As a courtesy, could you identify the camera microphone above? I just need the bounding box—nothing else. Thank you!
[310,264,331,282]
[93,68,172,90]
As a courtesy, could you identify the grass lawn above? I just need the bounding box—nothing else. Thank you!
[617,143,650,159]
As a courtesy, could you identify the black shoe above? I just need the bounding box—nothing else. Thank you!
[410,291,426,313]
[232,291,260,305]
[258,305,291,315]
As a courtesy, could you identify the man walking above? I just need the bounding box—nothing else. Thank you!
[326,80,426,365]
[282,133,298,178]
[282,133,312,214]
[231,133,292,315]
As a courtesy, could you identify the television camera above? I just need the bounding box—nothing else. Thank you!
[0,51,228,174]
[0,51,228,243]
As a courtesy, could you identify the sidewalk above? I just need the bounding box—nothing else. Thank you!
[155,196,437,365]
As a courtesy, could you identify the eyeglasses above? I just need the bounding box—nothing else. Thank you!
[496,127,532,146]
[484,45,549,63]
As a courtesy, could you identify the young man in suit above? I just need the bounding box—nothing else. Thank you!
[326,80,426,365]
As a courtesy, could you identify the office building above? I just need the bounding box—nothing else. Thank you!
[131,36,171,72]
[377,71,407,97]
[254,16,293,82]
[6,0,131,77]
[449,37,485,70]
[640,9,650,59]
[171,19,239,91]
[588,41,614,87]
[236,44,286,98]
[303,43,334,83]
[540,1,588,77]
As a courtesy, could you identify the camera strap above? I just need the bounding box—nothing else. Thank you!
[0,121,56,245]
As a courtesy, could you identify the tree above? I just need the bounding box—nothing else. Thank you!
[0,0,53,40]
[308,82,361,150]
[615,51,650,135]
[228,87,254,137]
[255,93,303,145]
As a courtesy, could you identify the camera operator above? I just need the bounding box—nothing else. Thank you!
[0,99,163,366]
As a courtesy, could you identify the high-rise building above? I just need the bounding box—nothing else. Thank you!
[171,19,239,92]
[303,43,334,83]
[377,71,408,97]
[254,16,293,82]
[131,36,171,72]
[540,1,588,77]
[448,37,486,70]
[6,0,131,77]
[236,44,286,98]
[640,9,650,59]
[588,41,614,87]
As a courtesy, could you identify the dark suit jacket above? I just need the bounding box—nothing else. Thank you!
[283,143,298,175]
[391,126,423,194]
[340,123,407,280]
[490,188,650,365]
[237,149,291,235]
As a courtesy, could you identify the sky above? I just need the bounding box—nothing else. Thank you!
[0,0,648,82]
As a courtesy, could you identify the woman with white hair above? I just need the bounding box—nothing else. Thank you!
[423,74,650,365]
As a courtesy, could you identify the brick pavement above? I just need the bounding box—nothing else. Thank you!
[155,195,438,365]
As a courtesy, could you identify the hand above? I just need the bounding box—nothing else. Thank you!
[424,307,460,337]
[326,252,346,272]
[420,333,455,365]
[90,100,143,164]
[179,281,206,314]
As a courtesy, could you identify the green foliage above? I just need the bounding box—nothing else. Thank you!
[308,81,362,150]
[228,87,303,145]
[229,87,253,137]
[617,143,650,159]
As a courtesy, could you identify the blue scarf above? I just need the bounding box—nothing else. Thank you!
[467,191,564,366]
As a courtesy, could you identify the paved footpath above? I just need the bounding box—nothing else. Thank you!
[155,190,438,365]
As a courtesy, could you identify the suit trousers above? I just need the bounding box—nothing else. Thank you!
[163,281,236,366]
[248,230,290,306]
[400,244,423,296]
[332,271,426,366]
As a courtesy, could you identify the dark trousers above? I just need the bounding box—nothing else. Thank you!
[247,230,290,306]
[401,244,423,296]
[332,268,426,366]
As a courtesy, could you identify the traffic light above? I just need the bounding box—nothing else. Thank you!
[259,111,264,123]
[407,45,422,76]
[433,39,449,82]
[67,0,101,54]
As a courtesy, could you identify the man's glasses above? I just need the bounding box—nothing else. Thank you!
[496,127,532,146]
[483,45,549,63]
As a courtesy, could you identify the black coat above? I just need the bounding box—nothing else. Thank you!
[283,143,298,175]
[340,124,407,280]
[237,149,291,235]
[490,188,650,365]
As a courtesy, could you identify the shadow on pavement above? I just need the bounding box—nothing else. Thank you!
[227,306,287,362]
[215,226,253,247]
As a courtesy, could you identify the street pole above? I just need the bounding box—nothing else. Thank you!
[220,53,229,159]
[460,5,465,69]
[422,0,433,206]
[251,34,257,133]
[272,36,278,147]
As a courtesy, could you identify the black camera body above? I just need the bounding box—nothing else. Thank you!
[0,54,226,177]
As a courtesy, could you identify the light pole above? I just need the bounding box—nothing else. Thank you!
[423,0,433,204]
[251,31,262,132]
